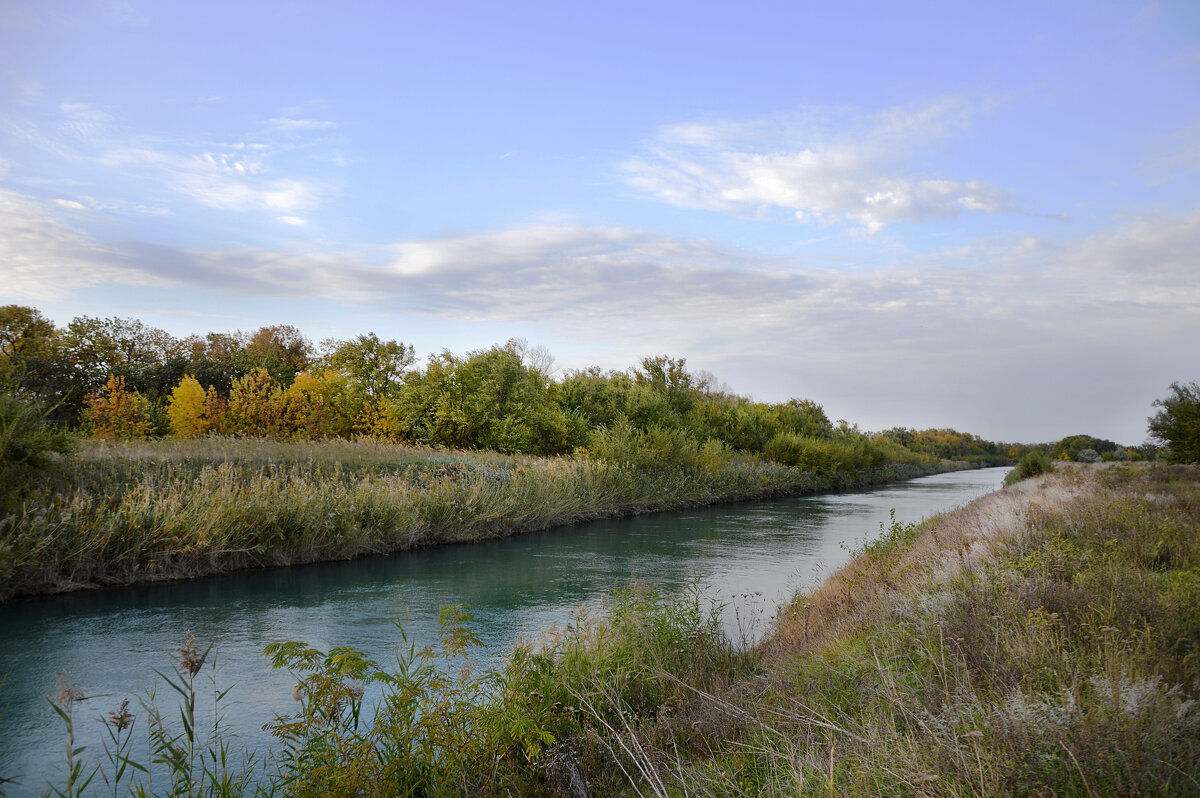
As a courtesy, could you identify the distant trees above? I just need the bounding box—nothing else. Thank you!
[1148,381,1200,463]
[0,304,1034,474]
[321,334,414,402]
[1052,434,1119,462]
[877,427,1014,466]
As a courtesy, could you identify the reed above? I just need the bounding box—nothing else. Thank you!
[0,437,957,601]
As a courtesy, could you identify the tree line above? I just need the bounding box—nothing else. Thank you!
[1,304,1039,468]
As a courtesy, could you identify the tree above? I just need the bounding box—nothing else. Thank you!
[243,325,311,386]
[633,355,697,415]
[321,334,415,401]
[0,393,75,493]
[278,371,354,439]
[0,305,73,413]
[1052,434,1118,462]
[227,368,282,436]
[84,375,154,440]
[1148,381,1200,463]
[167,376,210,438]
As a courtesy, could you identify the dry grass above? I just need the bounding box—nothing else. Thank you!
[609,463,1200,796]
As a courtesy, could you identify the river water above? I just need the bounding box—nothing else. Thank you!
[0,466,1008,789]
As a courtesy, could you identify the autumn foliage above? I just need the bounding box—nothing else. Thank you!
[85,375,154,440]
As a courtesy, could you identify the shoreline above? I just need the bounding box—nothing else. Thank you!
[0,437,975,602]
[23,462,1196,796]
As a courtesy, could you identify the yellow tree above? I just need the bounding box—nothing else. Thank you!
[278,371,353,439]
[167,375,209,438]
[85,375,153,440]
[227,368,282,436]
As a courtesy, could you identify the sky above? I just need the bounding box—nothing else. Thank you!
[1,0,1198,444]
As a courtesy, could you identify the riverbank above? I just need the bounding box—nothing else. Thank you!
[259,461,1196,796]
[548,461,1199,796]
[25,462,1196,796]
[0,437,969,601]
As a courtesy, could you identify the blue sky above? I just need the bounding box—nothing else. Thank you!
[2,0,1198,443]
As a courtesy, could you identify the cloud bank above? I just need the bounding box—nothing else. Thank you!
[2,186,1195,440]
[622,99,1017,231]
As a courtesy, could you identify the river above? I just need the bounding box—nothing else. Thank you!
[0,466,1008,790]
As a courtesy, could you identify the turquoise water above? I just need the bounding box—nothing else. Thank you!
[0,467,1008,790]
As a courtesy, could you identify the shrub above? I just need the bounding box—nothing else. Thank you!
[762,432,842,475]
[1005,449,1055,485]
[0,393,74,488]
[584,420,698,469]
[226,368,282,436]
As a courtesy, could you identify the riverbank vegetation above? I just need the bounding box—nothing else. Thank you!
[1,304,1036,600]
[0,435,957,601]
[0,305,1033,463]
[28,463,1199,795]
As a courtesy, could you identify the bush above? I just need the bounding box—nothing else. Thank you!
[1005,450,1055,485]
[762,432,843,475]
[584,420,698,469]
[0,393,74,490]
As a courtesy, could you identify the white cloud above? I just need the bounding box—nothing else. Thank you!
[57,102,115,140]
[0,189,170,299]
[266,117,337,132]
[5,103,332,217]
[1052,208,1200,288]
[53,198,90,211]
[3,186,1195,441]
[623,99,1017,231]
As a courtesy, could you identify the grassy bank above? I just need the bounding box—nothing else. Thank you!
[261,462,1199,796]
[0,437,963,601]
[27,463,1199,795]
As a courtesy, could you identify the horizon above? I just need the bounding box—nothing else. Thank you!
[3,1,1198,444]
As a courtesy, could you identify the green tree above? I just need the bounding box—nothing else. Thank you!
[321,333,415,401]
[0,306,63,397]
[633,355,697,415]
[1148,381,1200,463]
[1052,434,1119,462]
[0,393,74,489]
[60,315,187,425]
[242,325,311,386]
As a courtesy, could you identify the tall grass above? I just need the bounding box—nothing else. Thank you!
[0,437,958,601]
[31,464,1198,795]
